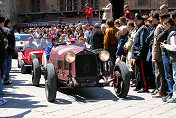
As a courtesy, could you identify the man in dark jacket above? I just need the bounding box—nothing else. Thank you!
[0,16,6,98]
[132,14,149,93]
[3,19,15,85]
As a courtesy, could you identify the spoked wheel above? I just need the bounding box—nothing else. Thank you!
[113,62,130,98]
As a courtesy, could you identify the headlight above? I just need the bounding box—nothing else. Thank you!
[99,50,110,62]
[64,52,76,63]
[31,54,37,59]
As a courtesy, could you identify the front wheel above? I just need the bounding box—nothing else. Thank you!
[32,58,41,86]
[45,63,57,102]
[113,61,130,98]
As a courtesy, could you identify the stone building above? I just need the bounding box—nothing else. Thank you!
[0,0,176,27]
[125,0,176,16]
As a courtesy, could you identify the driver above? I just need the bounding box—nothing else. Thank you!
[38,38,48,49]
[26,37,37,50]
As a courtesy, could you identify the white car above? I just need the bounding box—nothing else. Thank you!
[14,33,34,55]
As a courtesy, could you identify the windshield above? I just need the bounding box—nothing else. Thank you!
[25,38,51,50]
[15,34,33,41]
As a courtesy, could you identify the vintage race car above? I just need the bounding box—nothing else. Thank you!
[33,43,130,102]
[14,33,34,57]
[18,38,51,77]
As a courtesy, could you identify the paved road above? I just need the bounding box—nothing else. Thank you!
[0,59,176,118]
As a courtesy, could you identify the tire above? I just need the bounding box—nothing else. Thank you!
[32,58,41,86]
[113,61,130,98]
[21,60,26,74]
[45,63,57,102]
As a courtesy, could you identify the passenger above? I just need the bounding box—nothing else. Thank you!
[45,36,57,60]
[26,37,37,50]
[38,38,48,49]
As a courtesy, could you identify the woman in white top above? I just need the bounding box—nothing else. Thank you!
[102,0,113,23]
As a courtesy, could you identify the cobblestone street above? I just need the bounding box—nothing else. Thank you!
[0,60,176,118]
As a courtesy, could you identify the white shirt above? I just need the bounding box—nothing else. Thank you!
[163,35,176,51]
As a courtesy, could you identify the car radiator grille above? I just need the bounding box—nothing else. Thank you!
[76,55,98,77]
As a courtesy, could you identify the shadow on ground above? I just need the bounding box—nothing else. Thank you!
[53,87,119,104]
[122,95,145,100]
[0,92,47,109]
[2,110,32,118]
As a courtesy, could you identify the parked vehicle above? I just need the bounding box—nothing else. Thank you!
[18,38,51,81]
[14,33,34,57]
[34,43,130,102]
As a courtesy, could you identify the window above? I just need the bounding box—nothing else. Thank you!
[31,0,40,12]
[81,0,85,11]
[65,0,78,11]
[95,0,99,10]
[60,0,65,11]
[168,0,176,8]
[137,0,149,6]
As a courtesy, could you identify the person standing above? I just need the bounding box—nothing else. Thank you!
[123,21,136,85]
[3,19,15,85]
[124,5,132,20]
[160,18,176,102]
[104,19,119,75]
[85,3,93,26]
[0,16,8,105]
[132,14,149,93]
[151,12,167,98]
[160,31,176,103]
[102,0,113,23]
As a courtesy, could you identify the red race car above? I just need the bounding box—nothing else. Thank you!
[18,38,51,78]
[35,43,130,102]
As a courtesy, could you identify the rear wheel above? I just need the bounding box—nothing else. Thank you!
[45,63,57,102]
[21,60,26,74]
[113,61,130,98]
[32,58,41,86]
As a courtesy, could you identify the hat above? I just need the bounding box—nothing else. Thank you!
[70,38,77,42]
[134,13,144,21]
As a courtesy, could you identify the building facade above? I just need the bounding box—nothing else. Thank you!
[0,0,176,26]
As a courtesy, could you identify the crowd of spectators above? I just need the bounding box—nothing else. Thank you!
[0,2,176,106]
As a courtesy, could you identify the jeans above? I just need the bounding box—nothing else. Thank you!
[152,62,158,89]
[4,55,12,82]
[172,63,176,97]
[87,17,93,26]
[162,55,174,96]
[0,70,4,97]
